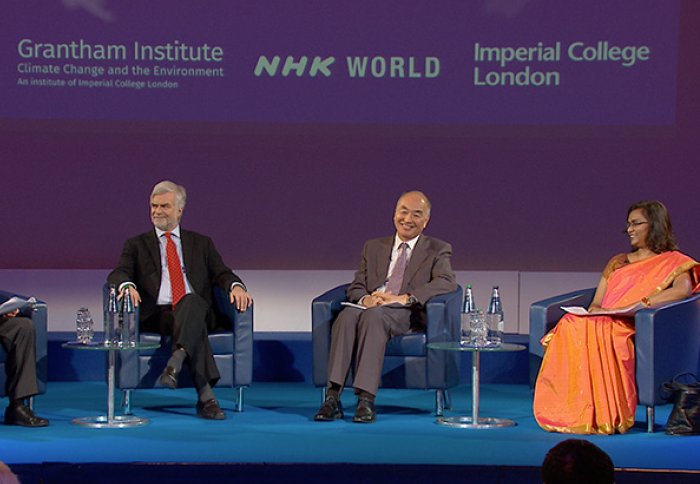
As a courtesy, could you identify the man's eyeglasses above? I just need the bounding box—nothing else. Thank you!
[626,221,649,229]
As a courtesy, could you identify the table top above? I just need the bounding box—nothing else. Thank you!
[427,341,526,353]
[62,341,160,351]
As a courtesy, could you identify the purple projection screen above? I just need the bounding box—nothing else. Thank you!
[1,1,698,274]
[1,1,679,125]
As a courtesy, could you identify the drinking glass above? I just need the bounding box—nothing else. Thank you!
[469,310,487,347]
[76,307,94,344]
[485,313,503,347]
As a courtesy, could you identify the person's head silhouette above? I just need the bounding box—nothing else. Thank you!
[542,439,614,484]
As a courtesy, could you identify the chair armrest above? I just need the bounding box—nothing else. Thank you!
[0,290,14,304]
[635,293,700,406]
[311,284,350,386]
[425,286,463,343]
[214,286,254,387]
[425,286,462,389]
[529,288,595,358]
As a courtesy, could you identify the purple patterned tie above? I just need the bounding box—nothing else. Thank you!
[385,243,408,295]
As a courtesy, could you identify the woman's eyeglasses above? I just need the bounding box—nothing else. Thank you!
[626,221,649,229]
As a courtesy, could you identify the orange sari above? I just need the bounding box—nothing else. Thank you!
[533,251,700,434]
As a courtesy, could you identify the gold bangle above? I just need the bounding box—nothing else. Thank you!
[641,296,652,307]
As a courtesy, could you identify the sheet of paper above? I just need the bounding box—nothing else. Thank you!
[560,305,589,315]
[561,304,637,317]
[341,301,366,310]
[0,296,36,315]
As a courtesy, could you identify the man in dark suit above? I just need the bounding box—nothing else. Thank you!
[108,180,252,420]
[1,308,48,427]
[314,191,457,423]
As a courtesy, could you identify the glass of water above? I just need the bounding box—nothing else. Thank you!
[485,313,503,347]
[76,307,94,344]
[469,310,487,347]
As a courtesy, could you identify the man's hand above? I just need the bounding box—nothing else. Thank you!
[372,292,411,306]
[360,294,384,308]
[2,309,20,318]
[119,286,141,307]
[230,285,253,312]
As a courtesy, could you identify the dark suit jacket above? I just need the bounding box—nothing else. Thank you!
[107,228,242,330]
[346,235,457,327]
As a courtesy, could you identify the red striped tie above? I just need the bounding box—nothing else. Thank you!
[164,232,186,308]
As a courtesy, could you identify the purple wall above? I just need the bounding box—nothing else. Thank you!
[1,1,698,272]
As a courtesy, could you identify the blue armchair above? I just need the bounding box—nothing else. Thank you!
[312,284,462,416]
[529,288,700,432]
[0,290,47,408]
[107,286,253,413]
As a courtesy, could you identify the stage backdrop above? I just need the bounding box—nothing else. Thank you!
[1,0,697,273]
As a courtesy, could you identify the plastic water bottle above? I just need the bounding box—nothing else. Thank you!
[487,286,504,346]
[121,289,137,347]
[487,286,503,316]
[462,284,477,313]
[104,285,118,347]
[460,285,477,344]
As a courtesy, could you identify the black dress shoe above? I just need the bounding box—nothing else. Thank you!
[196,399,226,420]
[314,395,344,421]
[4,404,49,427]
[159,366,178,389]
[352,396,376,423]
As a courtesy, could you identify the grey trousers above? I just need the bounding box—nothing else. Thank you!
[327,305,411,395]
[0,316,38,401]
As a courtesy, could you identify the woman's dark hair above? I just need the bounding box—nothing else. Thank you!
[627,200,678,253]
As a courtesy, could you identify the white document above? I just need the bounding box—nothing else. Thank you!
[0,296,36,315]
[341,301,367,310]
[560,306,590,315]
[561,304,637,317]
[340,301,406,310]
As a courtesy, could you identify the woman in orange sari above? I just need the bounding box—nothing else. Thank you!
[533,201,700,434]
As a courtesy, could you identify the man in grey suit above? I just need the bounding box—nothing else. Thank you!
[314,191,457,423]
[108,180,253,420]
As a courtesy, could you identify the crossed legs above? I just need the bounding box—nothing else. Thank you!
[144,294,224,419]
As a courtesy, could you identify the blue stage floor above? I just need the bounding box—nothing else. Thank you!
[3,381,700,476]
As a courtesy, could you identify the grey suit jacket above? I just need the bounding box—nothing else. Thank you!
[107,228,242,329]
[346,235,457,315]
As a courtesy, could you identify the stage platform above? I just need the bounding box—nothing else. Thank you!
[3,382,700,483]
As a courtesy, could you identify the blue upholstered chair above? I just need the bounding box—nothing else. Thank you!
[312,284,462,416]
[0,290,47,409]
[106,286,253,413]
[529,288,700,433]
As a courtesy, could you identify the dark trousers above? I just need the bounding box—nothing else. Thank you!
[141,294,220,390]
[327,305,412,395]
[0,316,38,401]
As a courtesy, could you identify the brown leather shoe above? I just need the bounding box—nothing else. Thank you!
[4,404,49,427]
[314,395,344,421]
[352,396,376,423]
[159,366,178,389]
[196,399,226,420]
